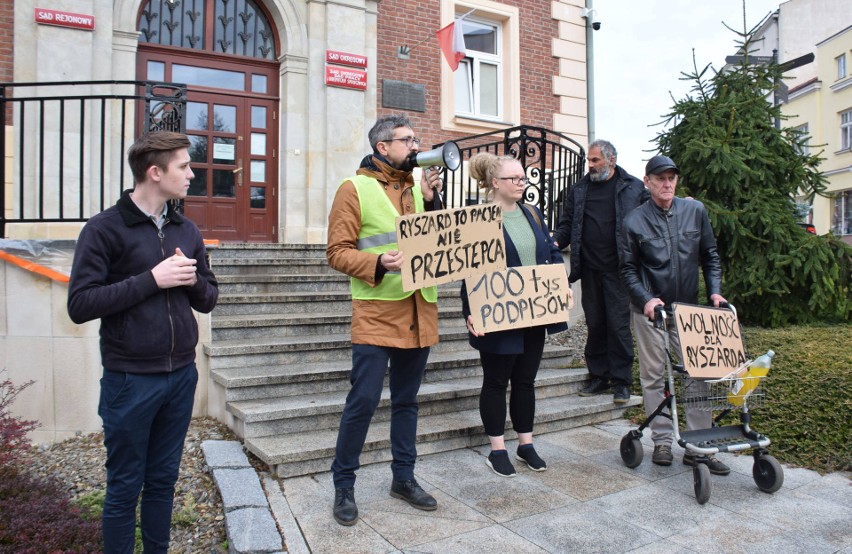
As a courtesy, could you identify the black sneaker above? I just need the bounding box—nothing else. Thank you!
[486,450,517,477]
[333,487,358,526]
[515,444,547,471]
[390,478,438,510]
[652,444,673,466]
[683,452,731,476]
[613,384,630,404]
[579,378,610,396]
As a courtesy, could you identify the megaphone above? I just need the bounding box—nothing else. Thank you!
[401,141,461,172]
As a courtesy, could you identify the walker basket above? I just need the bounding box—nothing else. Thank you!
[675,373,767,412]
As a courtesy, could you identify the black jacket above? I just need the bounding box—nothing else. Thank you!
[552,165,648,282]
[461,204,568,355]
[67,190,219,374]
[620,197,722,311]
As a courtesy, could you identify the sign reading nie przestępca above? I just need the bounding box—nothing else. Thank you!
[396,204,506,292]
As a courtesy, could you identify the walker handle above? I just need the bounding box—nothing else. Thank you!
[653,305,667,329]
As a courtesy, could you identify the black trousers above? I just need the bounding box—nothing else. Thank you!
[478,327,546,437]
[579,266,634,386]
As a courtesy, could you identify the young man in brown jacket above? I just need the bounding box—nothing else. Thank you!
[326,114,443,526]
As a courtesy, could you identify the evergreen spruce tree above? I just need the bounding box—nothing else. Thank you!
[653,19,851,327]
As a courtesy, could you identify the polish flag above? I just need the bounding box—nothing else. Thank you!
[436,17,467,71]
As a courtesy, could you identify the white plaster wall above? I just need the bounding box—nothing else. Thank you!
[1,258,213,444]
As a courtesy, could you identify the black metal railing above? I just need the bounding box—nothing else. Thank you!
[0,80,187,236]
[436,125,585,230]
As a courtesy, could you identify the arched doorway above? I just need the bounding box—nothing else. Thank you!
[136,0,280,242]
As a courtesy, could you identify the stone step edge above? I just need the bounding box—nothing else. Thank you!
[245,395,642,467]
[227,367,589,422]
[210,348,579,388]
[203,330,474,356]
[211,308,465,328]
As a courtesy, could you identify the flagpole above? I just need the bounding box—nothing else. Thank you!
[397,9,476,59]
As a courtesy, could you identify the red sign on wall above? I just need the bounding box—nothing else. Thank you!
[35,8,96,31]
[325,66,368,91]
[325,50,368,69]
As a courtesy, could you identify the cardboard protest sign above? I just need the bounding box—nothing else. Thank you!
[397,204,506,291]
[465,264,571,333]
[672,303,748,379]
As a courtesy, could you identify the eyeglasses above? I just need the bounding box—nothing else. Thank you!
[383,137,421,147]
[497,176,529,185]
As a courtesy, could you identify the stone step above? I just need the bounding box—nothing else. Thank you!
[204,327,479,369]
[212,290,463,316]
[209,243,327,260]
[211,307,465,341]
[215,274,349,294]
[211,258,337,276]
[209,347,575,402]
[245,394,642,478]
[228,367,588,439]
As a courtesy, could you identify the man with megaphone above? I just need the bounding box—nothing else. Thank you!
[326,114,444,526]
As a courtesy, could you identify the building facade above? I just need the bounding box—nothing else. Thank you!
[730,0,851,240]
[785,26,852,241]
[1,0,589,442]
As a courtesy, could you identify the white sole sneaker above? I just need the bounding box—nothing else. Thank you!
[515,454,548,472]
[486,457,516,478]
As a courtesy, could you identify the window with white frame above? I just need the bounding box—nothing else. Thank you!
[842,109,852,151]
[793,123,810,155]
[832,190,852,236]
[837,53,847,80]
[454,17,502,121]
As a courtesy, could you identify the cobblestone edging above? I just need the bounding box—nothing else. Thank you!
[202,440,285,554]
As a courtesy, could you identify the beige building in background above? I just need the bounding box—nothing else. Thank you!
[784,26,852,240]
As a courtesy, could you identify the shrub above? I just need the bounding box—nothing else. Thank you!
[0,374,103,552]
[0,372,39,467]
[0,465,102,552]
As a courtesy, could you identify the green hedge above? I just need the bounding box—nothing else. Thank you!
[627,323,851,473]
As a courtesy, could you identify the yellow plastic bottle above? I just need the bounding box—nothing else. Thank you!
[728,350,773,407]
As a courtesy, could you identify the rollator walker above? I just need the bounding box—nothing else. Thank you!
[619,303,783,504]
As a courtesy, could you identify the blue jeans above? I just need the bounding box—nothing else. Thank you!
[98,363,198,554]
[331,344,430,489]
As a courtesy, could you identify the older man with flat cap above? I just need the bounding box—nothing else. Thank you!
[620,155,731,475]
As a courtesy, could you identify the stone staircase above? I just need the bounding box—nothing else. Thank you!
[206,244,640,478]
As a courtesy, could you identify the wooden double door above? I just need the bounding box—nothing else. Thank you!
[139,50,279,242]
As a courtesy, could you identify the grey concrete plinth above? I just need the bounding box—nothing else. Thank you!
[213,468,269,511]
[203,440,251,469]
[226,507,283,554]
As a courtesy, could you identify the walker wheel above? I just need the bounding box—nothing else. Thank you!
[753,454,784,493]
[693,463,711,504]
[620,434,643,468]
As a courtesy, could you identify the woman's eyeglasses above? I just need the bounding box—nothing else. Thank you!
[497,176,529,185]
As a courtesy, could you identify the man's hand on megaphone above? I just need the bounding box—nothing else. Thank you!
[420,167,443,202]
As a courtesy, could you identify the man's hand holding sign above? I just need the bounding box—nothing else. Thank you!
[396,203,507,291]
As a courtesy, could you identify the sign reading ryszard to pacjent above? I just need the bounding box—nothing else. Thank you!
[672,303,748,379]
[397,204,506,291]
[465,264,572,333]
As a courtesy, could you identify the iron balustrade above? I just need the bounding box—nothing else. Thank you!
[435,125,586,231]
[0,80,187,236]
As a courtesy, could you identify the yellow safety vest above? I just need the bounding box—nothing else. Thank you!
[347,175,437,303]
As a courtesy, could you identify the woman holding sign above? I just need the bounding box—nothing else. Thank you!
[461,152,570,478]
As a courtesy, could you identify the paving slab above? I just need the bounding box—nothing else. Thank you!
[503,502,660,553]
[402,524,549,554]
[207,418,852,553]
